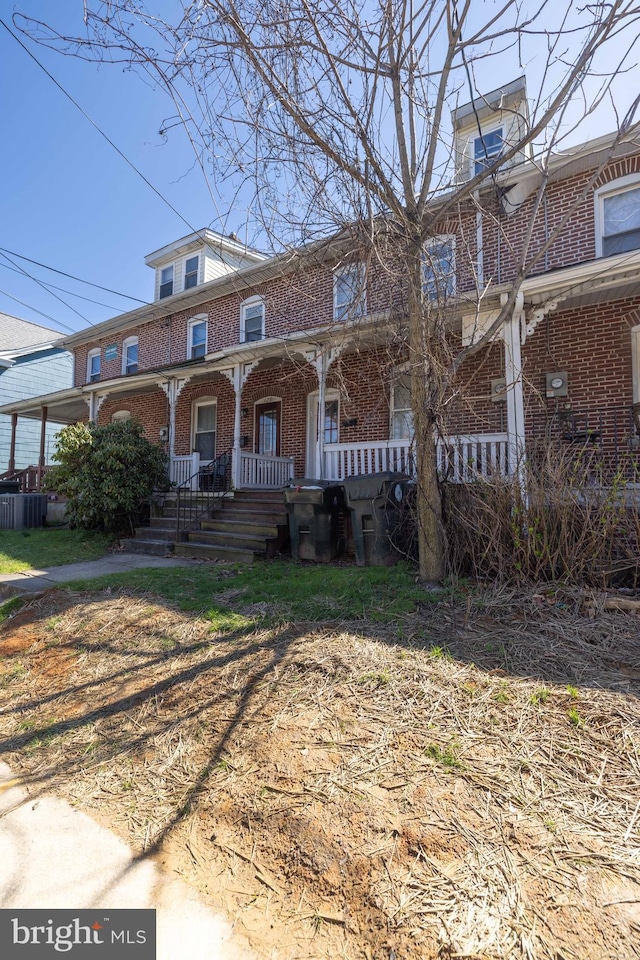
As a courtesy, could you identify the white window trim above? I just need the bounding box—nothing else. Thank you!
[594,172,640,258]
[632,326,640,406]
[423,234,457,299]
[122,336,138,375]
[473,122,504,175]
[159,264,174,299]
[191,398,217,459]
[390,366,414,441]
[87,348,101,384]
[240,296,265,343]
[333,263,367,320]
[188,314,208,360]
[184,254,200,290]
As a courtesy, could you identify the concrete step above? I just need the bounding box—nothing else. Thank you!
[149,516,178,529]
[221,505,287,523]
[173,542,256,563]
[132,525,178,542]
[233,489,286,502]
[187,529,276,553]
[200,517,281,537]
[120,538,175,556]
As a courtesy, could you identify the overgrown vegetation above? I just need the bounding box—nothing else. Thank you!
[443,445,640,586]
[45,419,168,535]
[0,528,113,575]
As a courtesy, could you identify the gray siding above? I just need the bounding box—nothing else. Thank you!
[0,349,73,471]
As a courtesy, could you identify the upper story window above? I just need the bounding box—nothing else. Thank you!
[423,236,456,301]
[333,263,366,320]
[122,337,138,375]
[159,265,174,299]
[390,371,413,440]
[241,297,265,343]
[474,126,503,175]
[184,255,199,290]
[595,175,640,257]
[87,348,101,383]
[188,316,207,359]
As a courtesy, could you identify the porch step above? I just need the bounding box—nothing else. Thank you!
[173,542,256,563]
[120,537,175,556]
[188,529,279,556]
[201,517,283,538]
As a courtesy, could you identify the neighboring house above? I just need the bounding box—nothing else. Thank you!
[0,314,73,475]
[2,79,640,493]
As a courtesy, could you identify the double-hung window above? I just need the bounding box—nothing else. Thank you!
[188,316,207,359]
[596,175,640,257]
[87,348,101,383]
[159,265,174,299]
[474,127,503,175]
[333,264,366,320]
[241,297,265,342]
[122,337,138,375]
[184,255,199,290]
[423,236,456,301]
[390,372,414,440]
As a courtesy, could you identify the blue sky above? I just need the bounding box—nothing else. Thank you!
[1,2,638,338]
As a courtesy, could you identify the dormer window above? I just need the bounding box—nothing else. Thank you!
[241,297,265,343]
[122,337,138,375]
[87,348,101,383]
[159,265,174,299]
[595,175,640,257]
[188,316,207,359]
[474,126,503,175]
[184,255,199,290]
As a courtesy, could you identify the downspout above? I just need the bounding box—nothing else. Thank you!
[475,190,483,287]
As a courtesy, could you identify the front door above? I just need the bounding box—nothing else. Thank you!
[306,390,339,477]
[255,400,281,456]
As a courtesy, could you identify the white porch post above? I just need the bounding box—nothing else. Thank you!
[232,365,242,489]
[160,376,193,484]
[502,292,526,481]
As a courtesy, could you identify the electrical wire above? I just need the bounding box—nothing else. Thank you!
[0,250,88,325]
[0,260,125,312]
[0,287,75,332]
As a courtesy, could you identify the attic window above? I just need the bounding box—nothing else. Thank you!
[185,255,199,290]
[159,265,174,299]
[474,127,503,175]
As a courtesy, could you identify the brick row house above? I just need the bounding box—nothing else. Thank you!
[3,79,640,502]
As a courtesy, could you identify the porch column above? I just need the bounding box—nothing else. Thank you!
[232,365,243,489]
[38,405,48,491]
[8,413,17,473]
[317,351,327,480]
[502,293,526,481]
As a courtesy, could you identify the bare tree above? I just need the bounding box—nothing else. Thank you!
[20,0,640,579]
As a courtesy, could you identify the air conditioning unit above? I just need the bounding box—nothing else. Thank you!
[0,494,48,530]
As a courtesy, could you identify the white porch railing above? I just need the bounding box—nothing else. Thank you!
[240,451,295,488]
[170,453,200,489]
[323,433,509,483]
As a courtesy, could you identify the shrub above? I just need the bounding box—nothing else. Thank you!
[45,420,168,534]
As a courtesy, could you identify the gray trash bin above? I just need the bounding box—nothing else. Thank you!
[283,480,345,562]
[341,473,414,566]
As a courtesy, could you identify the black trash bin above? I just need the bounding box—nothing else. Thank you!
[0,480,20,494]
[283,480,345,562]
[341,472,414,566]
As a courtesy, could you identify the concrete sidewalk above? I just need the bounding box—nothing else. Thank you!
[0,553,203,599]
[0,763,255,959]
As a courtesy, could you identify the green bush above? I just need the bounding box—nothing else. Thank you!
[45,420,168,534]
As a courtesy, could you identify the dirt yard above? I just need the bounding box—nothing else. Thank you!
[1,580,639,959]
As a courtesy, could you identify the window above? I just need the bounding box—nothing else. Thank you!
[184,255,199,290]
[474,126,503,175]
[159,265,174,299]
[111,410,132,423]
[188,316,207,359]
[333,264,366,320]
[423,237,456,300]
[122,337,138,375]
[390,372,413,440]
[192,400,217,461]
[241,297,265,343]
[596,175,640,257]
[87,348,101,383]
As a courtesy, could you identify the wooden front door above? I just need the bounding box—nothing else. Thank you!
[255,400,281,456]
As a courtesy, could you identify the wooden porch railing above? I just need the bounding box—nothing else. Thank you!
[0,465,53,493]
[240,451,295,488]
[170,453,201,490]
[323,433,509,483]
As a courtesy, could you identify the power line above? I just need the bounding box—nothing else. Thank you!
[0,287,76,333]
[0,247,149,304]
[0,18,211,245]
[0,261,124,312]
[0,250,89,325]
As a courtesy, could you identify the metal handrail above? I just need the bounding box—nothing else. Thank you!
[176,450,232,540]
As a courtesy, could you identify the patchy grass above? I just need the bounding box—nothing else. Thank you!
[64,559,434,624]
[0,528,113,574]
